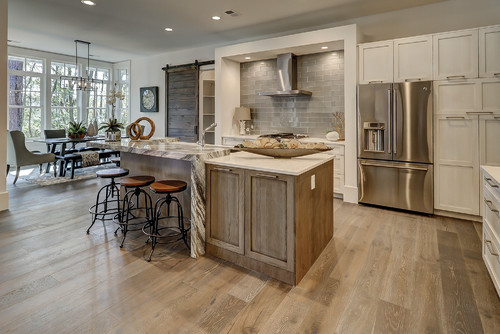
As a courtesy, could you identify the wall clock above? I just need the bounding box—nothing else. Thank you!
[140,86,159,112]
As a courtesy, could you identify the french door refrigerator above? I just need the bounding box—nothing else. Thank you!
[357,81,433,214]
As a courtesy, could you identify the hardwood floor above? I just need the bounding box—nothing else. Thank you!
[0,178,499,333]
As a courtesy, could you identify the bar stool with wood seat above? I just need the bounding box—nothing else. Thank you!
[143,180,190,261]
[87,168,129,234]
[114,175,155,248]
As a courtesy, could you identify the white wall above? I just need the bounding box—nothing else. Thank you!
[1,0,8,211]
[130,0,500,137]
[130,46,214,137]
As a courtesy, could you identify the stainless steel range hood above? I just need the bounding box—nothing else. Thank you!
[258,53,312,97]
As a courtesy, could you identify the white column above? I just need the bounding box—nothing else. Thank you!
[0,0,9,211]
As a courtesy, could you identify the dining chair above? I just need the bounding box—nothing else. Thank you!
[6,131,56,184]
[44,129,66,172]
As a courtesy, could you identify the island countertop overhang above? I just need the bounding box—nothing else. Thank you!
[206,151,334,176]
[87,138,231,160]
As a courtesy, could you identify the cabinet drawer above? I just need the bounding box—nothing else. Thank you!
[483,222,500,297]
[484,172,500,199]
[484,187,500,242]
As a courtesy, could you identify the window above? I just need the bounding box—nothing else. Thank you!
[116,68,130,125]
[86,67,110,125]
[6,51,128,139]
[8,56,44,138]
[50,62,80,129]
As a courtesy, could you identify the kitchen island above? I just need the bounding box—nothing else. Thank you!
[205,151,334,285]
[88,138,231,258]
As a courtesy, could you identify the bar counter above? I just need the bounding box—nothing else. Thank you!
[88,138,231,258]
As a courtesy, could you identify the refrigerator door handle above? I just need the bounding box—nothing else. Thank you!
[360,161,428,171]
[393,88,397,155]
[387,89,392,154]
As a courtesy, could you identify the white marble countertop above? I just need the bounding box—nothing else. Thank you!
[482,166,500,183]
[88,138,231,160]
[206,151,334,176]
[222,134,345,146]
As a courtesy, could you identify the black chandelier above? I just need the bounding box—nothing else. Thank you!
[60,40,103,92]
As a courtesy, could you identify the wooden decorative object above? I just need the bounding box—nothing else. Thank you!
[127,117,156,140]
[234,147,331,158]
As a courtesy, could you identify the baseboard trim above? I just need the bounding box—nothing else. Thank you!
[343,185,358,204]
[434,209,482,222]
[0,191,9,212]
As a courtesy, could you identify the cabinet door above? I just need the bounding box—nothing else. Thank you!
[480,114,500,167]
[359,41,393,84]
[206,165,245,254]
[245,170,294,271]
[433,29,479,80]
[479,26,500,78]
[394,35,433,82]
[480,79,500,112]
[434,115,479,215]
[434,80,481,115]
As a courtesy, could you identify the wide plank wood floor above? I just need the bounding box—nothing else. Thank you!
[0,177,499,333]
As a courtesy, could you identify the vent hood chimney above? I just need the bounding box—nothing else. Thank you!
[258,53,312,97]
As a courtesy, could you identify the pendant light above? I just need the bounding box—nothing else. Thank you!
[60,40,103,92]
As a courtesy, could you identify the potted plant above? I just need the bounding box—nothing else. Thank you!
[68,120,87,139]
[99,118,125,141]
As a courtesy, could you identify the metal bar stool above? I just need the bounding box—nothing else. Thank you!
[87,168,129,234]
[114,175,155,248]
[143,180,190,261]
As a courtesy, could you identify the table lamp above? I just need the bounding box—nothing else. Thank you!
[234,107,251,135]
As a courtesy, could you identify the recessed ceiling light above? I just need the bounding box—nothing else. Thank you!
[81,0,96,6]
[245,57,251,60]
[212,16,221,20]
[165,27,173,32]
[321,46,328,50]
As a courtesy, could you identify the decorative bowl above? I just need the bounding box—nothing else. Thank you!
[233,147,331,158]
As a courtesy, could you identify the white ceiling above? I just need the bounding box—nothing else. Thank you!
[8,0,448,62]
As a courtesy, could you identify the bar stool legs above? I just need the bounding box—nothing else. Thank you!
[87,168,129,234]
[117,186,153,248]
[143,190,190,262]
[87,177,121,234]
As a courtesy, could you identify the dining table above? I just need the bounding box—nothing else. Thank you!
[34,136,106,175]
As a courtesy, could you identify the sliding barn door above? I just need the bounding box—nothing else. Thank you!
[166,65,199,142]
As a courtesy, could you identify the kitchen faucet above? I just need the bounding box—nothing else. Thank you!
[197,123,217,148]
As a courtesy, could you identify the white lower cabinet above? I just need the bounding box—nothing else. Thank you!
[434,114,479,215]
[481,168,500,297]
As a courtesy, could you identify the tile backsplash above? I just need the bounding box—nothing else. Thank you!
[240,51,344,136]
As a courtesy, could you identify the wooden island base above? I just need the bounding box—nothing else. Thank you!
[206,153,334,285]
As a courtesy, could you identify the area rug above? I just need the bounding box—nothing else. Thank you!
[19,164,117,186]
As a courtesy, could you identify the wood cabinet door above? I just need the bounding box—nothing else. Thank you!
[479,26,500,78]
[434,114,480,215]
[358,41,394,84]
[245,170,295,271]
[433,29,479,80]
[394,35,433,82]
[206,165,245,254]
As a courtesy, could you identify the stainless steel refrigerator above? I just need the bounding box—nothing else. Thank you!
[357,81,433,214]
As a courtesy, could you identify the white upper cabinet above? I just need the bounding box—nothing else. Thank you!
[394,35,433,82]
[433,29,479,80]
[358,41,393,84]
[479,25,500,78]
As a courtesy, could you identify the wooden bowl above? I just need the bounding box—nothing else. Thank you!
[233,147,331,158]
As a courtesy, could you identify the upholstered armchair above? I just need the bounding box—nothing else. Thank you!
[6,131,56,184]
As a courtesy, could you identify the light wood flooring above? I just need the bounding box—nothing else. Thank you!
[0,177,499,333]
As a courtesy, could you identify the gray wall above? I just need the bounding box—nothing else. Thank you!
[240,51,344,136]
